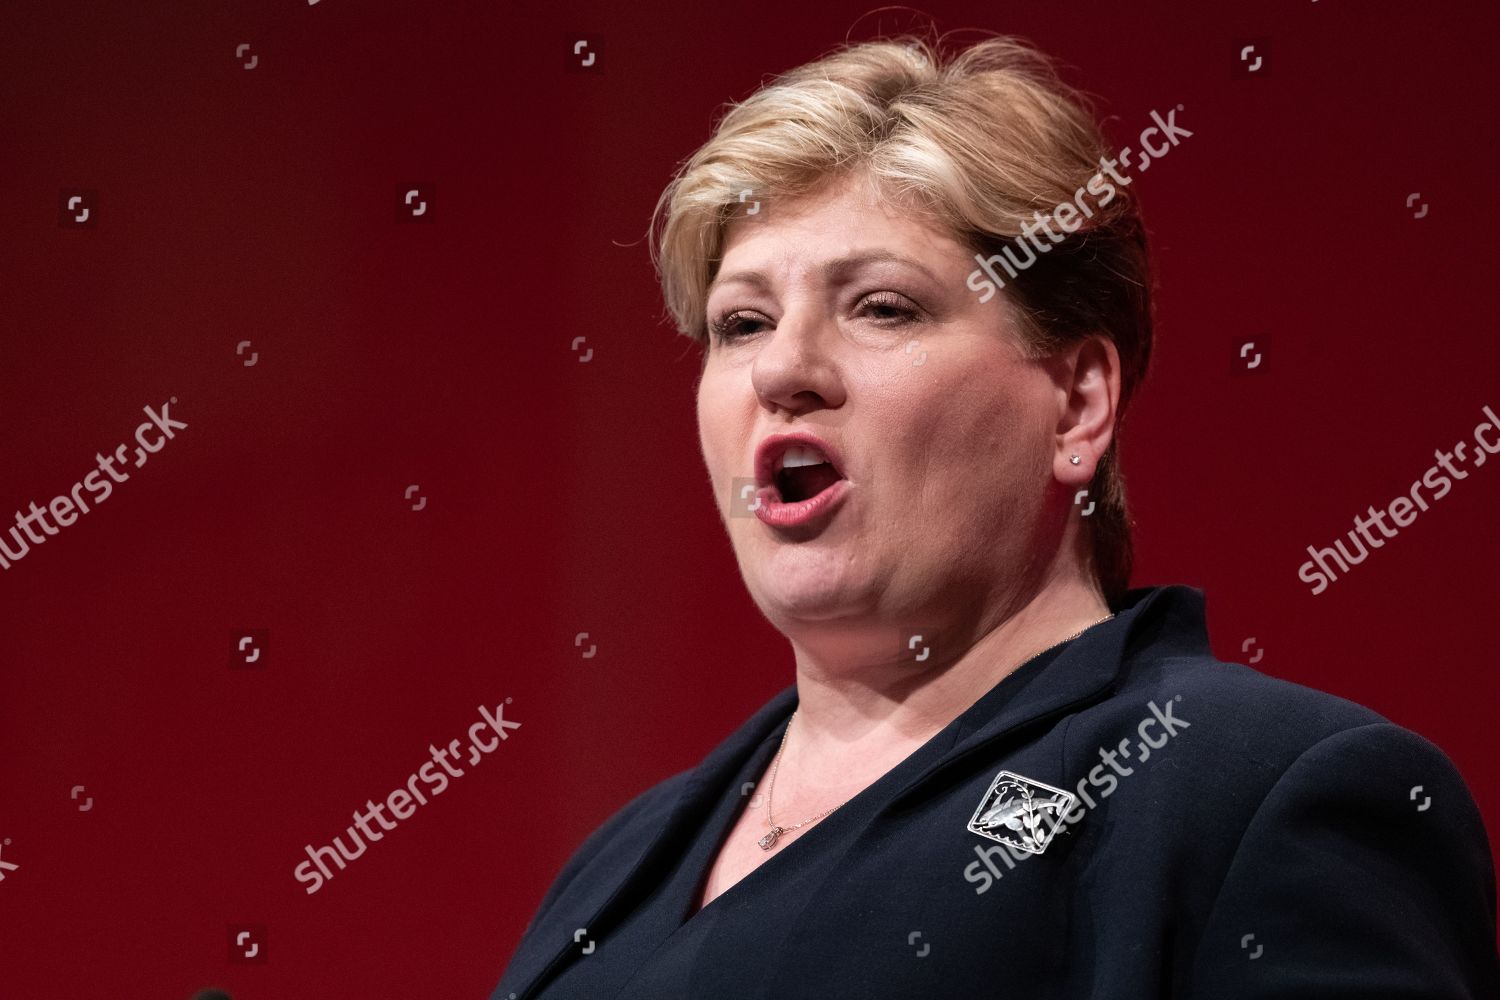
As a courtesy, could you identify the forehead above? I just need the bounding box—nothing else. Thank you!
[708,174,964,295]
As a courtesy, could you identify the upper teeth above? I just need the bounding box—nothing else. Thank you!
[777,445,831,472]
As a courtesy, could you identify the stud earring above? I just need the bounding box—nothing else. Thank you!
[1069,454,1081,465]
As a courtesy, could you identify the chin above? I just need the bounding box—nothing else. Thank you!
[752,576,862,626]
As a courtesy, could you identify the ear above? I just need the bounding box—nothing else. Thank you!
[1047,334,1120,485]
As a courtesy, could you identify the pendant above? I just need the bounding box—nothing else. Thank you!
[757,826,785,850]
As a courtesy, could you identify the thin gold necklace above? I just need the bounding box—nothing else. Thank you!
[757,613,1115,850]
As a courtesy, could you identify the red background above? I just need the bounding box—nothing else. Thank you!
[1,1,1496,996]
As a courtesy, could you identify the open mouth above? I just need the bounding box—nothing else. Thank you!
[751,435,851,528]
[775,459,844,503]
[768,442,846,503]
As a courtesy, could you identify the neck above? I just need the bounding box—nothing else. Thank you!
[779,570,1110,790]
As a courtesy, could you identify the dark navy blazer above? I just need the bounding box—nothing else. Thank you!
[491,585,1500,998]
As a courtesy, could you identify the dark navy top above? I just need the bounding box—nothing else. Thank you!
[492,585,1500,999]
[526,641,1067,999]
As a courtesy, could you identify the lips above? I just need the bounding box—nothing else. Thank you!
[754,432,847,502]
[750,432,850,528]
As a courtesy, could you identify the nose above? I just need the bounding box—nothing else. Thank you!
[750,304,846,415]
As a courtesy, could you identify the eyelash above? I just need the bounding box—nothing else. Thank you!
[709,292,920,343]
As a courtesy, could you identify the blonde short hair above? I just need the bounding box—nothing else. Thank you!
[649,33,1154,606]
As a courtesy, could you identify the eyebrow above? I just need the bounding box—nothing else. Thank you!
[705,249,942,299]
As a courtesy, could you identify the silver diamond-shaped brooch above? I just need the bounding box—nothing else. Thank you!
[967,770,1076,855]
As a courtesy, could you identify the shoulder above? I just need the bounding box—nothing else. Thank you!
[1110,648,1489,854]
[578,767,694,850]
[1063,652,1499,993]
[522,766,695,928]
[1058,644,1491,885]
[1155,663,1500,993]
[562,765,695,860]
[1095,645,1401,777]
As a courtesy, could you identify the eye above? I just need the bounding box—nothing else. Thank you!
[859,291,921,324]
[708,291,922,344]
[708,309,769,343]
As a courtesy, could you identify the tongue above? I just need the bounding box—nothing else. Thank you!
[779,463,842,502]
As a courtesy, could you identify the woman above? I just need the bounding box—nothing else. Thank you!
[492,34,1499,999]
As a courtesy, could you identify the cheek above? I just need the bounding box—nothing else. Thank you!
[970,382,1051,473]
[906,364,1038,452]
[880,364,1050,495]
[695,396,720,479]
[695,370,744,480]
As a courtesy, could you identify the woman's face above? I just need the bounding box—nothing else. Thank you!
[697,172,1073,650]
